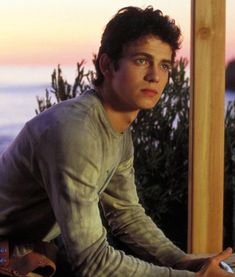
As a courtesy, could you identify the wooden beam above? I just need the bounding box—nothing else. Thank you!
[188,0,225,253]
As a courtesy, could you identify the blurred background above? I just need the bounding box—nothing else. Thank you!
[0,0,234,152]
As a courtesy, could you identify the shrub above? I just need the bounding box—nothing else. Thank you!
[224,101,235,248]
[35,60,95,114]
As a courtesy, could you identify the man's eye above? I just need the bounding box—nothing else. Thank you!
[160,63,172,72]
[135,58,148,65]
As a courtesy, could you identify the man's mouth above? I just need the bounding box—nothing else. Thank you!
[141,88,158,97]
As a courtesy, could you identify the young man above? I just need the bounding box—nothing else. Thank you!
[0,6,233,277]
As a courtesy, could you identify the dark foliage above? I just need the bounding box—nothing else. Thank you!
[224,101,235,248]
[35,60,95,114]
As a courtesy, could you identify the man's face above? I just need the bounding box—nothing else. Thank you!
[108,35,172,112]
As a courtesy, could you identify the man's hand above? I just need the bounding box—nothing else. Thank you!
[195,248,234,276]
[174,248,234,276]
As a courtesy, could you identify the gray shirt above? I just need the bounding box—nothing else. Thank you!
[0,90,194,276]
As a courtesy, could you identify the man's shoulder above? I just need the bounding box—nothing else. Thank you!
[27,90,101,138]
[42,89,100,120]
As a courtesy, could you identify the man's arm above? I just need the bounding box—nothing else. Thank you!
[100,155,187,267]
[99,156,234,277]
[33,120,195,277]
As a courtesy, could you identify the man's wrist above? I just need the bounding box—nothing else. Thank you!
[173,255,208,272]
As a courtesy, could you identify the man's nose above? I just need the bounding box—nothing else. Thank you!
[144,65,160,83]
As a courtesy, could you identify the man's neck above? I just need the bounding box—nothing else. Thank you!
[103,104,138,133]
[95,86,139,133]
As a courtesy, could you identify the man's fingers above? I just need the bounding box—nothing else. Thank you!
[197,248,234,275]
[213,247,233,263]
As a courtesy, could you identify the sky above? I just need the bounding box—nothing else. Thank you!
[0,0,234,68]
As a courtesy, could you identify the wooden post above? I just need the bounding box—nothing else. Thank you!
[188,0,225,253]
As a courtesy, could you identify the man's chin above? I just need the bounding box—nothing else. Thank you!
[140,102,159,110]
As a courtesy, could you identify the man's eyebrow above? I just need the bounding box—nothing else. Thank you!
[129,52,172,64]
[129,52,153,59]
[161,59,173,65]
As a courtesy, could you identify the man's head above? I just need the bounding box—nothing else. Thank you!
[93,6,182,87]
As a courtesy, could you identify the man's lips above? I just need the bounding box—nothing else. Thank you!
[141,88,159,97]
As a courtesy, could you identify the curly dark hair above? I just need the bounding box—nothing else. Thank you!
[93,6,182,86]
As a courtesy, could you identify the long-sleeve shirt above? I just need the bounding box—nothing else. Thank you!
[0,90,195,276]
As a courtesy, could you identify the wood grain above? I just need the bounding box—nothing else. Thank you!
[188,0,225,253]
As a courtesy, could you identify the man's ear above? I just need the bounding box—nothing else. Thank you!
[99,53,113,79]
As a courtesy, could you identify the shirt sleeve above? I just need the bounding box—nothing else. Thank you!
[100,155,187,267]
[34,120,195,277]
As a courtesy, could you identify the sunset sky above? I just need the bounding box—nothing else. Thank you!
[0,0,234,67]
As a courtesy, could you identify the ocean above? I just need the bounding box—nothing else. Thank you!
[0,83,50,153]
[0,65,79,154]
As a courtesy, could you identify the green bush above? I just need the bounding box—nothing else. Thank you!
[224,101,235,248]
[35,60,95,114]
[36,58,235,251]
